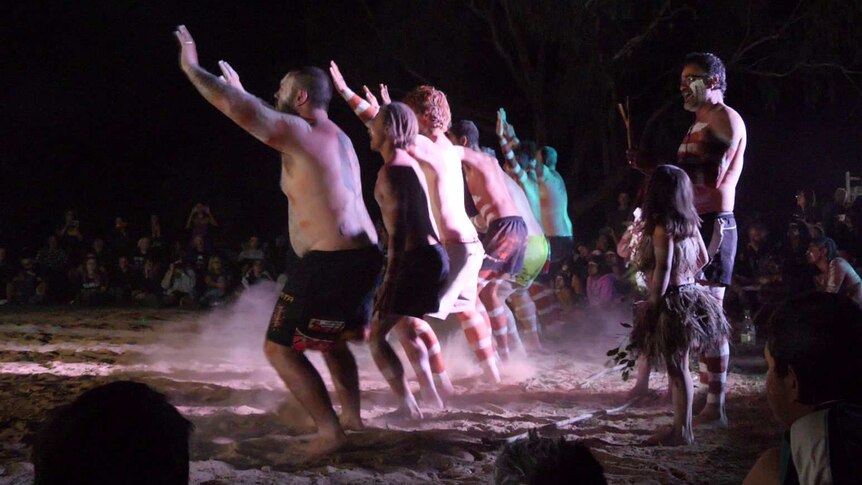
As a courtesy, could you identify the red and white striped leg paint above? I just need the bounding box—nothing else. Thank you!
[455,309,500,383]
[508,287,542,350]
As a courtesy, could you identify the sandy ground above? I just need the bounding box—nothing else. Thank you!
[0,285,775,484]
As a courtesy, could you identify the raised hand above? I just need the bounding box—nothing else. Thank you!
[379,84,391,105]
[217,60,245,92]
[328,60,349,93]
[174,25,199,71]
[496,108,505,137]
[362,85,380,109]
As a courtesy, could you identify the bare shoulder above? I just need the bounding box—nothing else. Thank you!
[652,225,669,244]
[709,104,746,136]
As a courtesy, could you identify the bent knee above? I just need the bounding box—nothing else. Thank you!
[263,339,298,361]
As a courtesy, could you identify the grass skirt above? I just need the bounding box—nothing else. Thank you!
[631,284,730,366]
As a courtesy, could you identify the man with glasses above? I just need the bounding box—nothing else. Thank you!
[629,52,747,428]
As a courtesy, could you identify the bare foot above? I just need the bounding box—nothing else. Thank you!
[625,384,651,401]
[421,389,445,410]
[693,404,728,427]
[383,403,423,421]
[643,426,693,446]
[437,379,456,397]
[301,429,348,458]
[339,414,364,432]
[276,399,317,435]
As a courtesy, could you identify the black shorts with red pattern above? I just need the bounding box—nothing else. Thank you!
[266,246,383,352]
[480,216,527,278]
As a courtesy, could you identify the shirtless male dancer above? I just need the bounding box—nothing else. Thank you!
[328,63,501,384]
[428,122,528,362]
[368,102,449,418]
[497,110,571,327]
[448,121,547,353]
[629,52,747,425]
[176,27,381,456]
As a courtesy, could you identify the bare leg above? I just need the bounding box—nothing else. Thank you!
[626,354,652,399]
[397,317,444,409]
[369,315,422,419]
[411,319,454,396]
[322,341,363,431]
[696,286,729,426]
[455,309,501,383]
[480,279,517,361]
[646,349,694,446]
[507,287,542,351]
[263,340,347,456]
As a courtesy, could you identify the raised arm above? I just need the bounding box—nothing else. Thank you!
[496,108,521,163]
[175,25,307,151]
[329,61,379,125]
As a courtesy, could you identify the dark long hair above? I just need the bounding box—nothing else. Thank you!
[640,165,700,240]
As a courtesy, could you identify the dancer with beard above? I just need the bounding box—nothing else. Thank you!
[629,53,746,426]
[176,27,381,456]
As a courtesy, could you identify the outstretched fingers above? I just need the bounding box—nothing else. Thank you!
[379,84,391,105]
[362,85,379,108]
[328,60,348,91]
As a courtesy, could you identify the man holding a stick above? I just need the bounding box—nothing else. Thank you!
[628,52,747,427]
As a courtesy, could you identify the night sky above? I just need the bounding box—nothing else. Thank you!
[3,1,861,252]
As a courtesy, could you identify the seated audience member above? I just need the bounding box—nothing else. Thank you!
[735,223,775,285]
[161,259,196,308]
[495,431,607,485]
[237,235,265,266]
[55,209,85,265]
[32,380,193,485]
[108,256,135,304]
[187,235,210,292]
[90,238,109,270]
[780,222,815,295]
[148,214,167,260]
[110,216,133,257]
[6,256,46,305]
[131,237,154,274]
[241,259,273,289]
[586,255,621,309]
[73,256,108,306]
[792,189,819,225]
[186,202,218,245]
[36,235,69,302]
[132,259,163,307]
[743,292,862,484]
[198,256,227,307]
[807,237,862,308]
[595,230,617,254]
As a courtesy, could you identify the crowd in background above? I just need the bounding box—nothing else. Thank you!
[2,185,861,318]
[552,185,862,322]
[0,203,294,309]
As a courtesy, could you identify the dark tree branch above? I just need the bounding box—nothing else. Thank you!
[728,1,806,67]
[358,0,435,86]
[611,1,691,64]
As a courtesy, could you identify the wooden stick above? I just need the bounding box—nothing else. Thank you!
[617,99,632,150]
[491,395,643,445]
[576,363,627,389]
